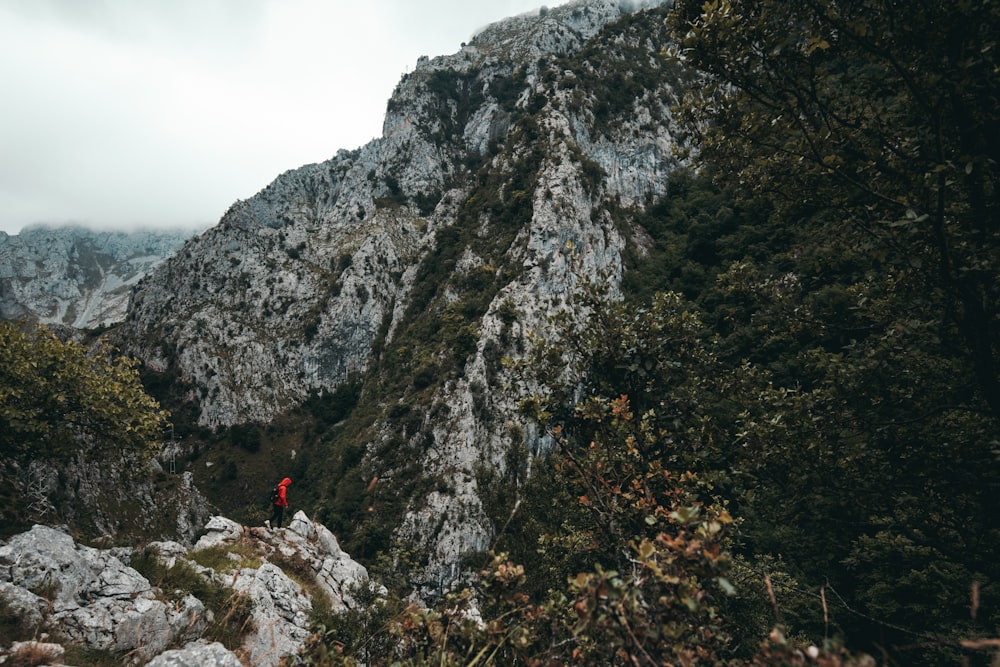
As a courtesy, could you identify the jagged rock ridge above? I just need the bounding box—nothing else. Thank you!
[114,0,684,593]
[0,224,197,329]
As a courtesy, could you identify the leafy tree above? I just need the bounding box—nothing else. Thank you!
[667,0,1000,418]
[0,321,169,462]
[662,1,1000,660]
[511,284,764,659]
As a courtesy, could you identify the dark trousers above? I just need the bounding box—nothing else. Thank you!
[268,504,285,528]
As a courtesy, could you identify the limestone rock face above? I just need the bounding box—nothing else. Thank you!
[0,225,194,329]
[111,142,430,428]
[0,524,206,663]
[144,641,243,667]
[0,515,371,666]
[111,0,683,593]
[116,0,675,430]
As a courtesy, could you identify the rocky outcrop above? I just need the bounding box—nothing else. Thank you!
[0,514,372,666]
[186,512,376,666]
[192,511,375,612]
[0,225,195,329]
[0,524,205,663]
[145,641,243,667]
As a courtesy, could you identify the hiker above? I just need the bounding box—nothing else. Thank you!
[265,477,291,529]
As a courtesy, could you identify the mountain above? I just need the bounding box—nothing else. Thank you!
[0,225,196,329]
[112,0,682,592]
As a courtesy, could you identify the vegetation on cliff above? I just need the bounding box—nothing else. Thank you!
[0,321,172,537]
[304,0,1000,664]
[0,321,168,462]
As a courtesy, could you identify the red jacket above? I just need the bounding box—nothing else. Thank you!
[275,478,291,507]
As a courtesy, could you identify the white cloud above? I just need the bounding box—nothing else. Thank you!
[0,0,561,235]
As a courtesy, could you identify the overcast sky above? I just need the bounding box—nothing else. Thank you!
[0,0,564,236]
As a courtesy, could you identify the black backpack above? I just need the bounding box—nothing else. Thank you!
[269,484,280,504]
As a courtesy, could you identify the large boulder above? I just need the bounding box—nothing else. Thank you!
[193,515,245,550]
[144,640,243,667]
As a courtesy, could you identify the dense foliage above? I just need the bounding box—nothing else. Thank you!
[661,0,1000,661]
[0,321,169,462]
[667,0,1000,418]
[0,321,172,538]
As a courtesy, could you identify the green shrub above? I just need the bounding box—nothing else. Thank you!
[0,595,37,647]
[188,544,262,573]
[302,581,404,667]
[130,546,255,650]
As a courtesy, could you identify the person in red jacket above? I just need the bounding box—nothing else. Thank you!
[265,477,291,529]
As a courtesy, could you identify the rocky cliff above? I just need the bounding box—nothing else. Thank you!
[113,0,685,594]
[0,225,195,329]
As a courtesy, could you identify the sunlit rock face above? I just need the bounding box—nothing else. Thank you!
[114,0,684,592]
[0,225,194,329]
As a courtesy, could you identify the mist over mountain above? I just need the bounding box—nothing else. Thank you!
[0,224,197,329]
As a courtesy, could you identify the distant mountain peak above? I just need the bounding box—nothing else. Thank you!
[0,225,197,329]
